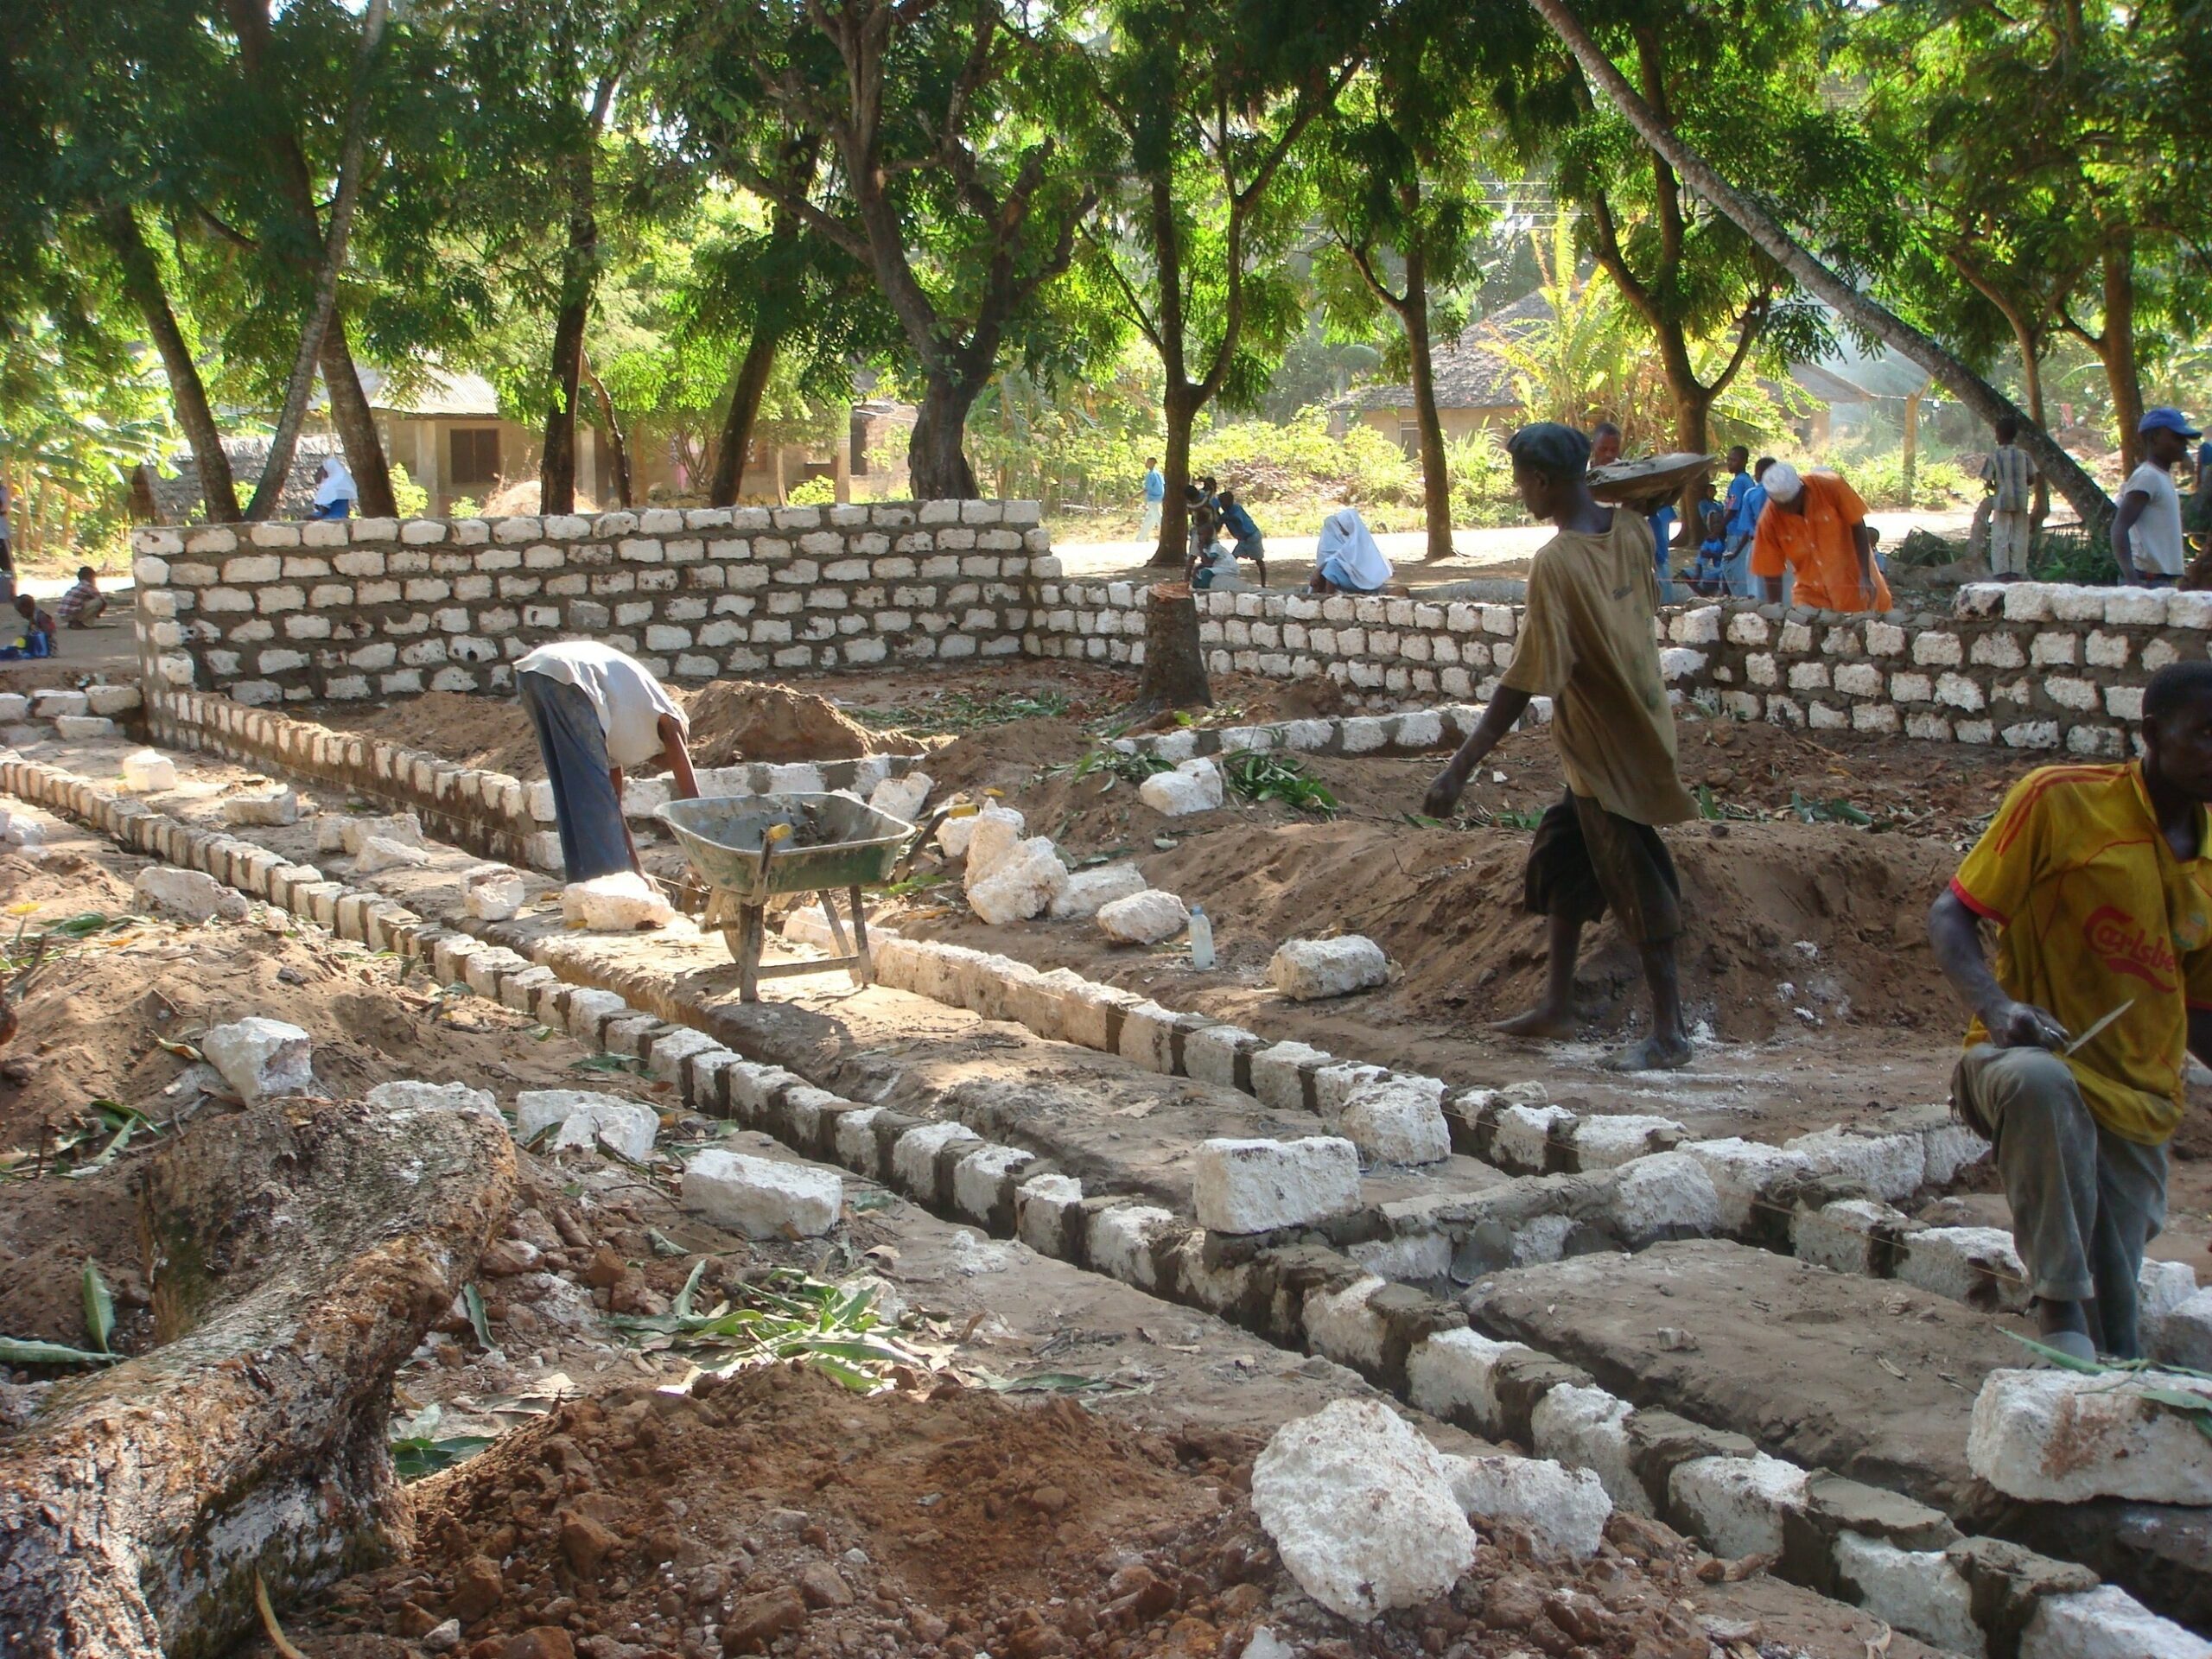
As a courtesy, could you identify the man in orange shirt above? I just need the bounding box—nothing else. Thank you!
[1927,660,2212,1359]
[1750,461,1891,613]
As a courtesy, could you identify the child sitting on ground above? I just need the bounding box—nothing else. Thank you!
[55,566,107,627]
[10,594,54,658]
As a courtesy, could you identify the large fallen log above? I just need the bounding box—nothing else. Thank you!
[0,1096,514,1659]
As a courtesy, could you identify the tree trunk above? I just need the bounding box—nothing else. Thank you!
[539,290,591,516]
[1903,385,1924,504]
[1659,328,1711,535]
[1402,246,1453,563]
[245,0,389,520]
[319,316,396,518]
[102,207,241,524]
[1150,385,1197,569]
[907,374,981,501]
[0,1100,514,1658]
[709,326,780,506]
[2011,314,2051,524]
[1132,582,1211,714]
[581,352,632,508]
[1525,0,2113,535]
[2097,230,2143,475]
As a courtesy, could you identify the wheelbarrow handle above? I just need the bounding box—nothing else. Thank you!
[891,804,958,883]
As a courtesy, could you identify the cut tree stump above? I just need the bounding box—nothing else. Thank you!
[0,1098,515,1659]
[1131,582,1212,716]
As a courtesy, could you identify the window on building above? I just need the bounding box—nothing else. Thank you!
[1397,423,1421,461]
[850,411,870,476]
[450,427,501,486]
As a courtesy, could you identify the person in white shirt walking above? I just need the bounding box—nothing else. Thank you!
[2113,408,2198,588]
[1980,416,2038,577]
[513,641,700,880]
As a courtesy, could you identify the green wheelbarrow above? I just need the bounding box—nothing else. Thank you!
[655,792,935,1002]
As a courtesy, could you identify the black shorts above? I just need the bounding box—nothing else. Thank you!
[1524,792,1681,946]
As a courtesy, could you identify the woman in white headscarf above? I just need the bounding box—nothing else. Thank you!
[309,456,357,520]
[1310,506,1392,594]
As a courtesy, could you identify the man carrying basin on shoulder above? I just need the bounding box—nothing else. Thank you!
[1928,660,2212,1360]
[515,639,701,880]
[1421,421,1696,1073]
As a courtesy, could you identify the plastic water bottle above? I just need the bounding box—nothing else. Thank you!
[1187,906,1215,970]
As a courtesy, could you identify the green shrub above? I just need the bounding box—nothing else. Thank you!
[785,475,836,506]
[1191,411,1417,508]
[389,464,429,518]
[1821,452,1971,512]
[1443,428,1522,526]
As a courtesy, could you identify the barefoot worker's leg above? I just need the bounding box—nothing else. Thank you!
[1497,795,1606,1039]
[1605,938,1691,1071]
[1494,911,1584,1039]
[1567,793,1691,1071]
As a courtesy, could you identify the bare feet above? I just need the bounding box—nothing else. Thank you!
[1492,1006,1577,1040]
[1601,1033,1693,1071]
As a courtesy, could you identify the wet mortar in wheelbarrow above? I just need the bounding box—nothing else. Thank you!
[656,792,931,1001]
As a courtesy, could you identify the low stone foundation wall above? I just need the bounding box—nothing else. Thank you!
[1030,579,2208,754]
[131,501,1053,705]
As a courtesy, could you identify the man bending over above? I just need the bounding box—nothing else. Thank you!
[1928,660,2212,1359]
[1423,422,1696,1071]
[514,640,700,881]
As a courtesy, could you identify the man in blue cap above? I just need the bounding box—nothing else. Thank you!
[2114,408,2200,587]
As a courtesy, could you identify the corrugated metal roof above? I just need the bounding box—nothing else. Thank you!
[355,365,503,418]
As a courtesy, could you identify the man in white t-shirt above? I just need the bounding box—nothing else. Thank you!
[513,641,700,880]
[2113,407,2199,588]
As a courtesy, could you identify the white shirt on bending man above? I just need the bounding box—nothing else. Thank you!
[514,640,689,768]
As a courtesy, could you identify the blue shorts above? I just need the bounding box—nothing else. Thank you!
[1316,553,1381,593]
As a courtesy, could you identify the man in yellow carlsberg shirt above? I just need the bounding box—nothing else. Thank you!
[1928,661,2212,1360]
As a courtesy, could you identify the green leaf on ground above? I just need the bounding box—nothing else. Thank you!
[391,1434,495,1482]
[461,1284,494,1351]
[1223,751,1338,817]
[82,1262,115,1354]
[0,1335,118,1366]
[570,1052,639,1074]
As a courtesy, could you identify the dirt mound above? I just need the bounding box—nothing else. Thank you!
[902,716,1978,1046]
[298,1363,1740,1658]
[924,717,1093,799]
[481,480,599,517]
[1125,813,1955,1042]
[316,691,545,778]
[1234,675,1346,724]
[683,679,901,768]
